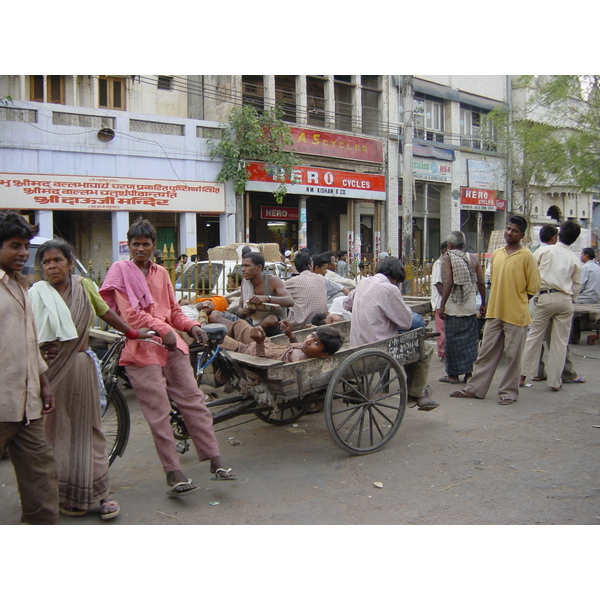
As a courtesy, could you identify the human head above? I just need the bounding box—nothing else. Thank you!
[337,250,347,261]
[35,238,75,269]
[294,251,312,273]
[508,216,527,234]
[312,253,329,275]
[241,252,265,280]
[539,224,558,244]
[376,256,406,285]
[0,211,39,247]
[127,217,157,243]
[178,254,188,263]
[378,251,389,260]
[301,326,343,358]
[440,241,448,255]
[241,245,253,258]
[322,250,336,270]
[581,247,595,262]
[310,312,343,326]
[558,221,581,246]
[446,231,465,250]
[153,249,164,265]
[0,211,39,275]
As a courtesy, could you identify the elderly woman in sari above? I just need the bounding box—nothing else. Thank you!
[29,239,151,520]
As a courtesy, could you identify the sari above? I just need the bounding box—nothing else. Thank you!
[29,275,112,511]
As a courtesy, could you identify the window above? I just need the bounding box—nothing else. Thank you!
[157,76,173,90]
[414,95,444,143]
[307,76,326,127]
[99,76,125,110]
[275,76,296,123]
[460,105,496,151]
[361,76,381,136]
[334,75,354,131]
[197,126,222,139]
[242,75,264,112]
[30,75,65,104]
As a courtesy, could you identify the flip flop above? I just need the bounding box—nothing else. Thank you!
[449,389,479,399]
[531,376,547,381]
[417,398,440,411]
[100,499,120,521]
[565,376,585,383]
[211,468,237,481]
[167,479,199,496]
[498,397,517,405]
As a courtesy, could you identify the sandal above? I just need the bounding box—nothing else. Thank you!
[167,479,199,496]
[565,376,585,383]
[100,499,120,521]
[449,389,479,399]
[211,467,237,481]
[532,376,547,381]
[498,397,517,405]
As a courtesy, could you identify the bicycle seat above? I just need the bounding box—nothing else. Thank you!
[201,323,228,342]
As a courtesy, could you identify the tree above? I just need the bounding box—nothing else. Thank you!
[208,103,296,205]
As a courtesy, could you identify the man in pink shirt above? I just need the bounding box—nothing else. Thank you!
[100,218,235,497]
[346,256,438,411]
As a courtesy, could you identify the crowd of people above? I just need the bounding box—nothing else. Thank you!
[2,209,598,525]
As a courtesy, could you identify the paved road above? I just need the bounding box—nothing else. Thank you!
[2,335,599,526]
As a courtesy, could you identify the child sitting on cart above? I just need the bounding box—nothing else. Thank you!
[209,311,343,363]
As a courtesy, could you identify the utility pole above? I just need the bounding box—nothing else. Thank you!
[401,76,414,264]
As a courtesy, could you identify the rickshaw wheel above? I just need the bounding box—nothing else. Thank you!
[255,400,310,425]
[325,348,407,455]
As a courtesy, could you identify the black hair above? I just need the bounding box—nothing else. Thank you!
[294,251,312,273]
[35,238,75,268]
[298,247,311,254]
[241,245,253,258]
[310,312,329,326]
[582,247,595,260]
[312,253,329,270]
[337,250,347,260]
[440,241,448,252]
[177,254,188,261]
[127,217,157,243]
[539,224,558,243]
[315,326,343,355]
[508,215,528,234]
[558,221,581,246]
[376,256,406,284]
[243,252,265,269]
[153,249,164,264]
[0,211,39,246]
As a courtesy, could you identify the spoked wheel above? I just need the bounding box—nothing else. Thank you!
[325,348,407,455]
[102,385,131,465]
[255,399,310,425]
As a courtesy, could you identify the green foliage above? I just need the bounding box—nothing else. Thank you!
[208,103,296,204]
[0,95,13,106]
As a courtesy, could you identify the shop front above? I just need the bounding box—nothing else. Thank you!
[245,162,386,262]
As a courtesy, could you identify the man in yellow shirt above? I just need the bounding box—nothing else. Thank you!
[451,216,540,405]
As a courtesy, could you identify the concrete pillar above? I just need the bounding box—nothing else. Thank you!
[297,76,307,125]
[179,212,197,257]
[354,199,362,264]
[35,210,53,238]
[111,211,130,262]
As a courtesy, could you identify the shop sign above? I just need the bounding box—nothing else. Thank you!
[412,158,452,182]
[246,162,386,201]
[467,159,502,190]
[260,206,299,220]
[289,127,383,163]
[413,143,455,162]
[460,187,498,211]
[0,173,225,213]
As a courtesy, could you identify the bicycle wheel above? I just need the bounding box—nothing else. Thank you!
[102,385,131,466]
[255,400,310,425]
[325,348,407,455]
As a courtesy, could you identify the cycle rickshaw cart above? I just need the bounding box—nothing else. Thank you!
[95,302,433,461]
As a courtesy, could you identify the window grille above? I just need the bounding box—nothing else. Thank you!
[130,119,184,136]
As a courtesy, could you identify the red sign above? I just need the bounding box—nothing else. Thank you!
[289,127,383,163]
[246,162,386,201]
[460,187,498,212]
[260,206,299,220]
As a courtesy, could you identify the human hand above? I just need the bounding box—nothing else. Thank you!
[40,374,55,414]
[40,342,60,362]
[438,306,446,321]
[190,325,208,345]
[137,328,155,340]
[280,319,293,337]
[162,330,178,351]
[250,326,266,343]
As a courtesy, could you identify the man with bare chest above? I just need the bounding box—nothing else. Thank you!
[237,252,293,336]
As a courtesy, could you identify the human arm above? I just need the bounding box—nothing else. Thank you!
[472,255,486,316]
[249,325,267,357]
[280,319,298,343]
[100,309,153,340]
[524,252,541,299]
[438,254,453,320]
[39,373,55,414]
[248,275,294,308]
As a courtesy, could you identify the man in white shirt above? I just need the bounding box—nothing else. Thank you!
[430,242,447,359]
[576,247,600,304]
[520,221,581,392]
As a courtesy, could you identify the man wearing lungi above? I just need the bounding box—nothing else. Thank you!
[438,231,486,385]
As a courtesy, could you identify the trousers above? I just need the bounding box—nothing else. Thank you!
[0,418,59,524]
[464,318,527,401]
[126,349,220,473]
